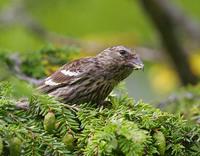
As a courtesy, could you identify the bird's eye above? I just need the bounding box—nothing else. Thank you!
[119,50,127,55]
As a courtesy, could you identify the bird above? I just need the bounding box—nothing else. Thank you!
[37,46,144,105]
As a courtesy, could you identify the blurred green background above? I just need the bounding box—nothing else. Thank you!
[0,0,200,102]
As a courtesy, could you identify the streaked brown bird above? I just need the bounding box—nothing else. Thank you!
[37,46,144,105]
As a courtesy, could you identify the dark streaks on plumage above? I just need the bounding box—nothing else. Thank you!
[37,46,143,105]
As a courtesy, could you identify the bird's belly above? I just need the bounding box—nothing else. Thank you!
[49,81,115,105]
[73,82,114,104]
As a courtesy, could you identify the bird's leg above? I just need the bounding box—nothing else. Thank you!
[98,100,113,109]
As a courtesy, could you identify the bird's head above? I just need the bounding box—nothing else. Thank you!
[97,45,144,70]
[97,46,144,81]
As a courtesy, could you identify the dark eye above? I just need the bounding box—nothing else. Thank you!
[119,50,127,55]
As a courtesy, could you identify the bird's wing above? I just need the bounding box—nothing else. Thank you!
[37,57,96,93]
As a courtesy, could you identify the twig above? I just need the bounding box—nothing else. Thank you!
[16,97,29,110]
[60,103,80,112]
[8,53,43,86]
[157,92,200,109]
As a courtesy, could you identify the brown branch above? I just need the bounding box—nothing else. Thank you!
[16,97,30,110]
[8,53,43,86]
[139,0,199,85]
[157,92,200,109]
[150,0,200,42]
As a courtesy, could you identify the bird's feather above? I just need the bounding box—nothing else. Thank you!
[37,46,143,105]
[37,57,97,93]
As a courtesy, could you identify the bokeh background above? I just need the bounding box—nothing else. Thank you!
[0,0,200,102]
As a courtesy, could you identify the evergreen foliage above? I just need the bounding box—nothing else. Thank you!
[160,84,200,124]
[0,82,199,155]
[0,45,79,79]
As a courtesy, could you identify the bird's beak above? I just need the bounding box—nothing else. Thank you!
[129,54,144,71]
[133,63,144,71]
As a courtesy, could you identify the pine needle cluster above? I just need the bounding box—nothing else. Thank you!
[0,82,199,156]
